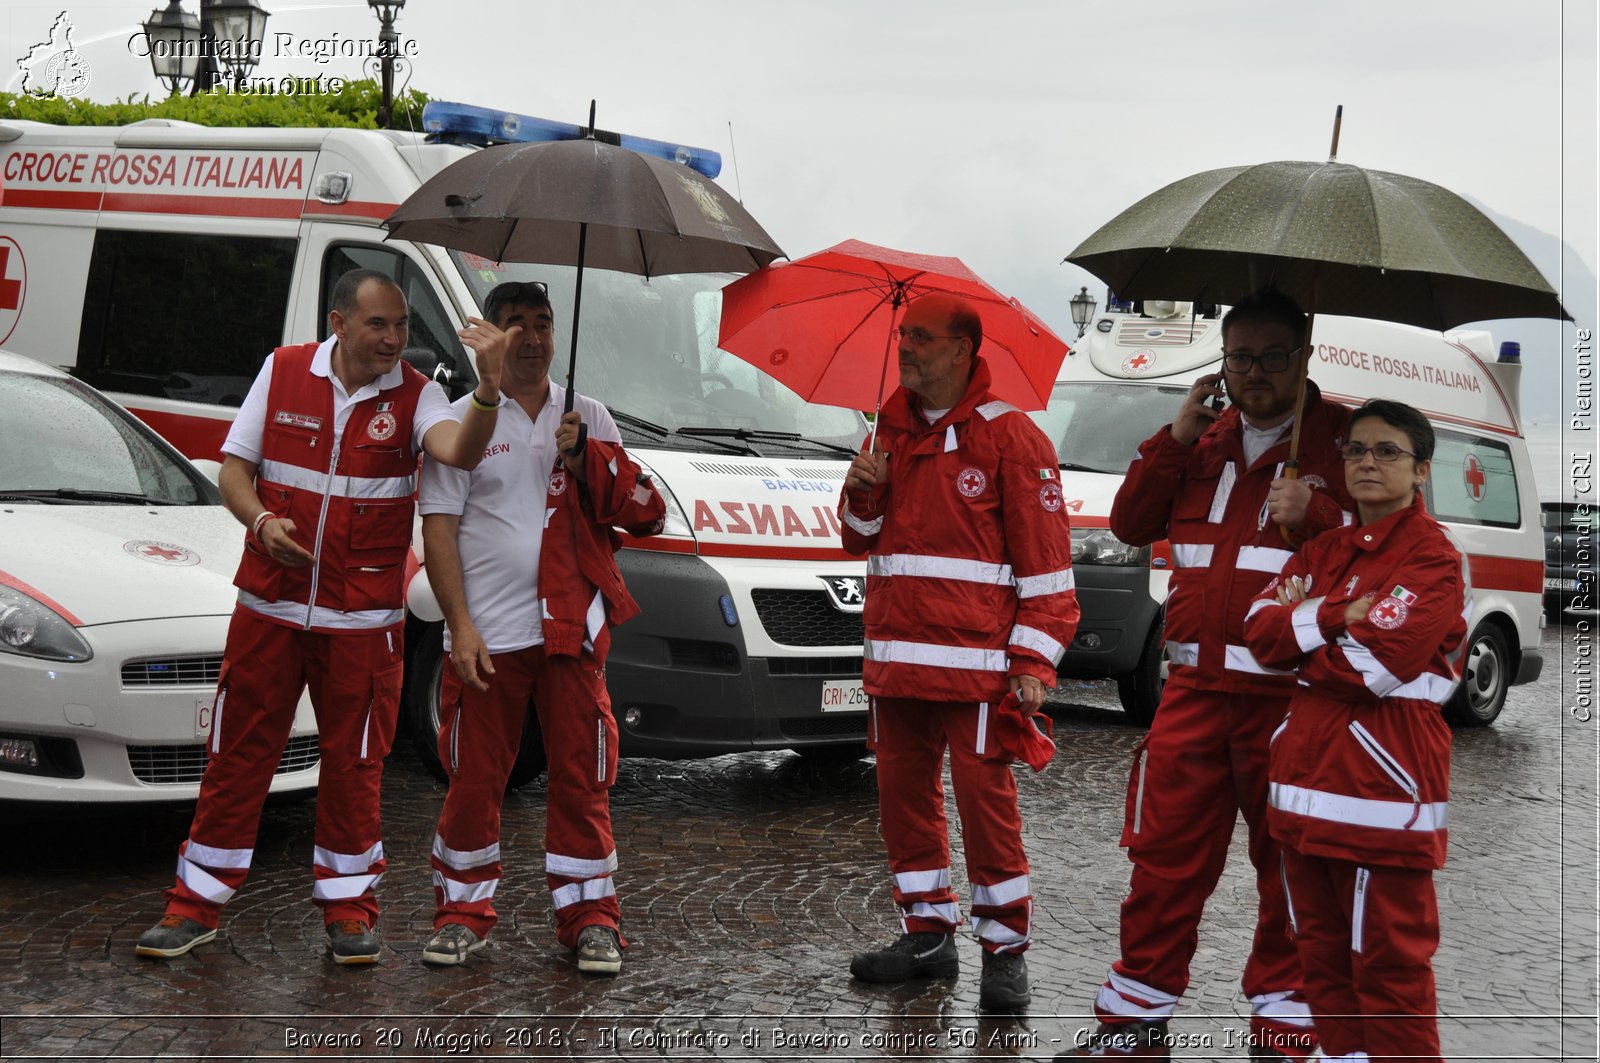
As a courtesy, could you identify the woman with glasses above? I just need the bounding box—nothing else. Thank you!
[1243,399,1466,1063]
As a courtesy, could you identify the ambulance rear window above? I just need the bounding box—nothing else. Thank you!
[75,230,294,406]
[1427,429,1520,529]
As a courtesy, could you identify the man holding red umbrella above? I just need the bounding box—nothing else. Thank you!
[839,292,1079,1014]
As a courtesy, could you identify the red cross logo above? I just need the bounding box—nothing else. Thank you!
[1130,353,1151,370]
[1463,454,1486,502]
[1368,596,1409,630]
[0,246,20,311]
[0,238,25,346]
[141,545,186,561]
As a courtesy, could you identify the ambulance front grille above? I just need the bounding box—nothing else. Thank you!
[127,735,321,785]
[121,655,224,688]
[751,590,865,648]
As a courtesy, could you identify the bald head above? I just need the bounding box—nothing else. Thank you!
[909,293,983,359]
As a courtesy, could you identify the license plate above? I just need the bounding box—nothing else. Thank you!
[1546,577,1582,592]
[821,679,868,713]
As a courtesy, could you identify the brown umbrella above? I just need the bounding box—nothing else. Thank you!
[385,104,784,443]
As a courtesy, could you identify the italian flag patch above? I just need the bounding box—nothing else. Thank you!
[1391,585,1419,605]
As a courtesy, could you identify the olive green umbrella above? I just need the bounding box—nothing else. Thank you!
[1066,114,1568,495]
[1065,158,1568,330]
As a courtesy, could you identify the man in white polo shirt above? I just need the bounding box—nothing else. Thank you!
[417,280,664,976]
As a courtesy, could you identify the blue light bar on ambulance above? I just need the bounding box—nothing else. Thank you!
[421,101,722,179]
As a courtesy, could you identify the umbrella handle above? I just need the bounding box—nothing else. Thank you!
[1280,305,1316,549]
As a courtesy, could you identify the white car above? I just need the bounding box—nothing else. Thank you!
[0,351,318,802]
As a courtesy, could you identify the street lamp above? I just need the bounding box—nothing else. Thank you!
[366,0,407,127]
[142,0,202,95]
[204,0,270,88]
[140,0,268,95]
[1070,286,1097,339]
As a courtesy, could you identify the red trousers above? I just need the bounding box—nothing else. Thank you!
[1094,682,1313,1056]
[870,697,1032,953]
[1281,849,1442,1063]
[431,645,620,950]
[165,609,403,929]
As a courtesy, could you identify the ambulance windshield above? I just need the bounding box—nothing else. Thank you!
[450,253,866,457]
[1028,381,1190,475]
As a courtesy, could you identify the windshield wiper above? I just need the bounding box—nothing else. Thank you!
[675,427,857,456]
[1058,460,1108,475]
[2,488,186,505]
[610,409,670,437]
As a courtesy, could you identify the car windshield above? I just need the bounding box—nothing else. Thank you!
[450,254,867,457]
[0,371,210,504]
[1027,381,1190,475]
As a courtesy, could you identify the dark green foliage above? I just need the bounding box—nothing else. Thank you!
[0,78,428,130]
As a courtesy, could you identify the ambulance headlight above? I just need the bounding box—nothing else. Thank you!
[0,586,92,662]
[632,461,693,540]
[1070,529,1148,567]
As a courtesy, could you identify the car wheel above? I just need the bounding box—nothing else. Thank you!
[1115,614,1166,728]
[1444,622,1510,727]
[405,623,548,790]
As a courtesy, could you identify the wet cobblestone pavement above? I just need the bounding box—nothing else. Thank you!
[1,622,1595,1061]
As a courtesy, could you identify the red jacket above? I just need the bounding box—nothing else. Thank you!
[839,358,1080,704]
[1111,382,1352,696]
[538,438,665,663]
[1243,496,1467,869]
[235,342,427,632]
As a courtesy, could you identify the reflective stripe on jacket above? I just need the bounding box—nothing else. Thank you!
[234,342,426,631]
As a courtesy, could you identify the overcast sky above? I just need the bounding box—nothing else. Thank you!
[4,0,1596,448]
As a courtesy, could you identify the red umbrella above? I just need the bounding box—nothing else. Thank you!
[717,240,1070,420]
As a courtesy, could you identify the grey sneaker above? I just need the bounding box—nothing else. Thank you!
[575,925,622,976]
[135,914,216,959]
[421,922,485,966]
[849,931,959,982]
[326,918,380,966]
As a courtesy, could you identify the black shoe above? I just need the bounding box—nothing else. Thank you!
[977,949,1030,1013]
[1056,1019,1172,1058]
[326,918,380,966]
[135,915,216,959]
[849,932,959,982]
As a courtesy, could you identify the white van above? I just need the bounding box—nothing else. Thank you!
[1030,300,1545,727]
[0,105,873,781]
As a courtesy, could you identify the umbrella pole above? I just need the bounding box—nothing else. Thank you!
[866,291,903,455]
[563,220,589,455]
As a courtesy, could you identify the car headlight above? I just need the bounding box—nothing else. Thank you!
[1070,528,1150,567]
[0,585,93,662]
[632,460,695,540]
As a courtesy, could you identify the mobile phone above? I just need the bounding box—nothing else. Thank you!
[1209,392,1226,413]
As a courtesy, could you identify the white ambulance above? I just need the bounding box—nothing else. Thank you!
[1030,300,1545,727]
[0,104,873,783]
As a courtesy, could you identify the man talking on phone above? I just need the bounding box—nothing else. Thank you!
[1063,289,1352,1060]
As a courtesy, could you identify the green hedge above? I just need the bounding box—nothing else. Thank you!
[0,78,428,129]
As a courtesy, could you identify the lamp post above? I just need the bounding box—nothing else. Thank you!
[141,0,268,95]
[366,0,406,128]
[1070,286,1097,339]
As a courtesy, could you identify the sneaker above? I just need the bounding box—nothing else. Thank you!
[326,918,380,966]
[421,922,485,966]
[978,949,1030,1013]
[575,925,622,976]
[1055,1019,1172,1059]
[135,914,216,959]
[848,932,959,983]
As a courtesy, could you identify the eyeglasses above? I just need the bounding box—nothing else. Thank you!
[1339,442,1418,463]
[1221,346,1302,373]
[896,326,960,347]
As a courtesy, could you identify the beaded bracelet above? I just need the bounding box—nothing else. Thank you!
[469,392,500,412]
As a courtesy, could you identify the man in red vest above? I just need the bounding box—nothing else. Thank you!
[136,268,514,965]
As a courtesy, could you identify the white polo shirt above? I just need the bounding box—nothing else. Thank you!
[419,382,620,654]
[222,337,457,462]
